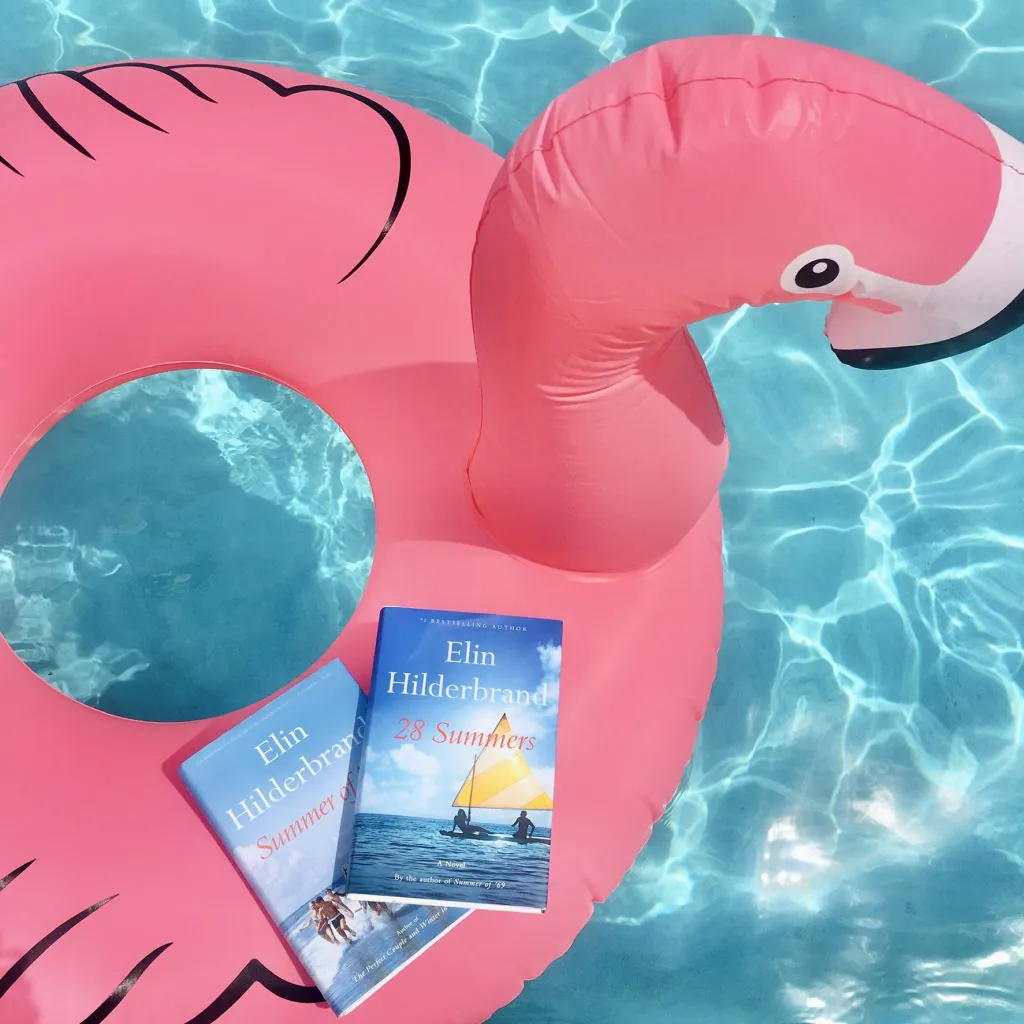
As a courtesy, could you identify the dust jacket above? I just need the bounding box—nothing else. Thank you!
[346,607,562,913]
[178,659,468,1016]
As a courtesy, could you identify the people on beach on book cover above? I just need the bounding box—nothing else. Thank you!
[280,868,466,1015]
[302,885,399,948]
[347,608,562,913]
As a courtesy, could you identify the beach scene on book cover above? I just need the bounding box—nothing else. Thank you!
[178,661,467,1015]
[280,890,467,1015]
[347,609,561,912]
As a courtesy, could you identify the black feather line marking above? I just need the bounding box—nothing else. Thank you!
[0,860,34,891]
[0,152,22,175]
[0,863,317,1021]
[183,958,324,1023]
[17,79,93,158]
[2,61,409,282]
[166,62,412,283]
[80,62,218,103]
[58,70,167,132]
[0,894,116,999]
[79,942,174,1024]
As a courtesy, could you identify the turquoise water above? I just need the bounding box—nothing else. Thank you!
[0,371,375,718]
[2,2,1024,1022]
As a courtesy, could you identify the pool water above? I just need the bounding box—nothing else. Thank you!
[3,2,1024,1022]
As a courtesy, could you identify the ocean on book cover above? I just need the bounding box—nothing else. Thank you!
[347,607,562,913]
[178,660,468,1016]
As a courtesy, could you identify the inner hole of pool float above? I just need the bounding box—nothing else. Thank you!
[0,369,375,722]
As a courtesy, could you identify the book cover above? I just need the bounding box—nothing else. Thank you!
[347,608,562,913]
[178,659,468,1016]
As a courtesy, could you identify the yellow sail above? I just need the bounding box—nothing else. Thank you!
[451,713,553,811]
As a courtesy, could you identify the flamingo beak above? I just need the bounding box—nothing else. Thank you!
[781,115,1024,372]
[826,284,1024,370]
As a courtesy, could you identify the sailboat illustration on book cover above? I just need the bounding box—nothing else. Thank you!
[346,607,562,913]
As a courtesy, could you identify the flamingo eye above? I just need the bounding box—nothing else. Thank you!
[781,244,856,295]
[795,258,840,288]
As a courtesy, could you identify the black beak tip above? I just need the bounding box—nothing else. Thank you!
[832,346,891,370]
[831,345,933,370]
[832,334,999,370]
[831,290,1024,371]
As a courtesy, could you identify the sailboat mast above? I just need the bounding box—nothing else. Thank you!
[467,753,478,823]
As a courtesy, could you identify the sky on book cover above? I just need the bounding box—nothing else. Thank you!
[359,609,562,826]
[180,660,367,921]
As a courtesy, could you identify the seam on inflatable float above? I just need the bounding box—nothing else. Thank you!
[477,73,1024,228]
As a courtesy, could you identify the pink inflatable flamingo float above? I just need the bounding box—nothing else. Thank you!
[1,34,1021,1024]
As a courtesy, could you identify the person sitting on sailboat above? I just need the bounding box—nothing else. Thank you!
[453,807,489,836]
[511,810,536,841]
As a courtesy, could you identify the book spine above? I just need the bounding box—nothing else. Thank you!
[348,609,387,876]
[363,606,390,735]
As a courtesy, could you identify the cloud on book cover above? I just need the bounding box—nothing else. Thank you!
[532,764,555,799]
[536,641,560,720]
[390,743,440,778]
[234,841,314,918]
[455,642,560,743]
[360,770,441,815]
[538,641,560,679]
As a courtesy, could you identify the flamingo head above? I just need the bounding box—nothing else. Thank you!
[790,122,1024,371]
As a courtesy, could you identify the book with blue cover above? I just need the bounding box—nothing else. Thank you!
[178,659,468,1017]
[346,607,562,913]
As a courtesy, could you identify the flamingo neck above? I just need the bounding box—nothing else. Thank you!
[466,36,1003,572]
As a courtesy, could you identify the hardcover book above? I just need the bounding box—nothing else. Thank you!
[346,607,562,913]
[178,660,468,1016]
